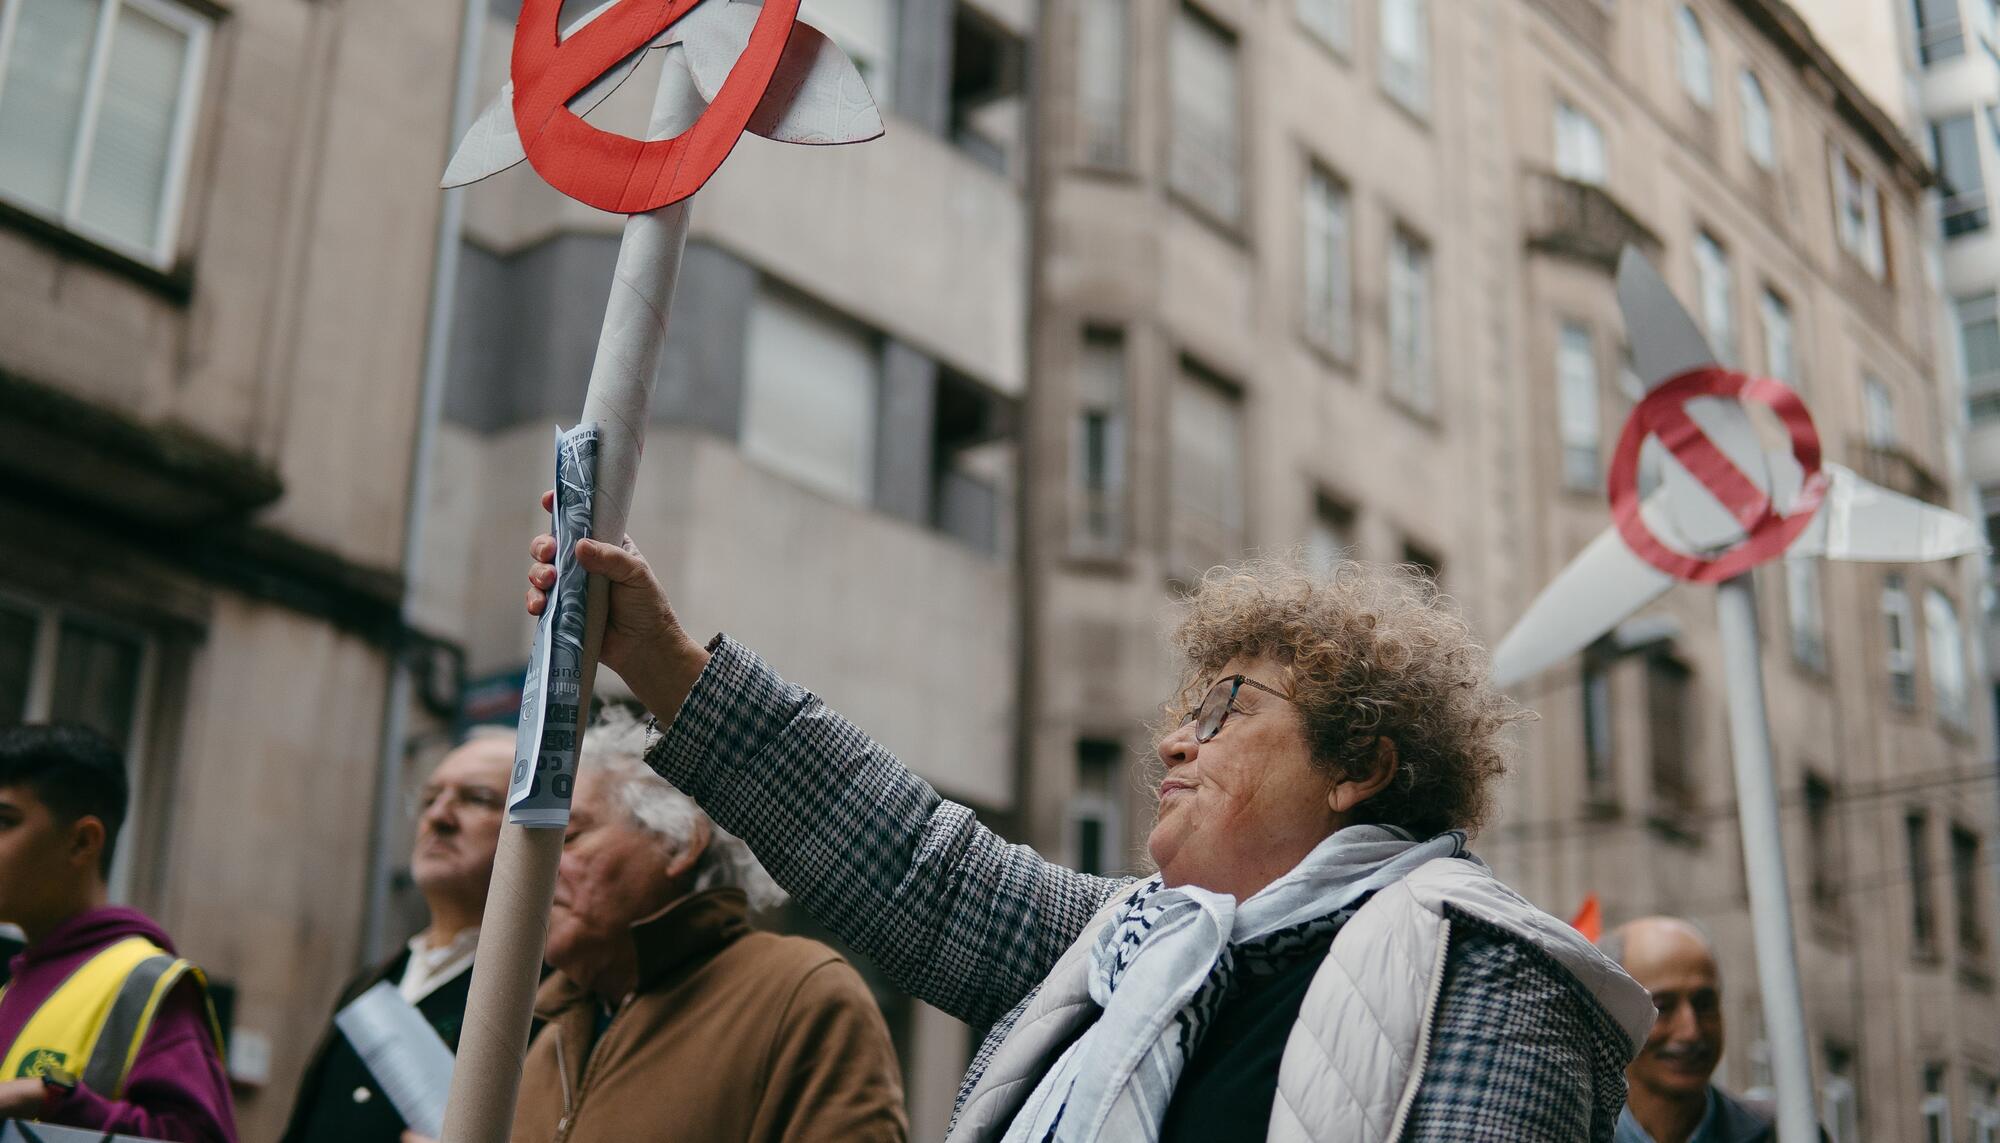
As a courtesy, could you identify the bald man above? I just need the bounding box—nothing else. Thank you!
[1604,917,1789,1143]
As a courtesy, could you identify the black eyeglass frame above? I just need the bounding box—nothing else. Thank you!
[1185,674,1291,743]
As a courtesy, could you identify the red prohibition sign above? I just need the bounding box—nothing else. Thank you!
[1606,367,1828,584]
[511,0,803,214]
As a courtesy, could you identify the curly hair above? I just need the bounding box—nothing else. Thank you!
[1164,556,1523,838]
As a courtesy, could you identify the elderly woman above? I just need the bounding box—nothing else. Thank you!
[526,523,1654,1142]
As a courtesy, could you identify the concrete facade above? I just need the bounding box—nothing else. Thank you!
[0,0,460,1136]
[1022,0,2000,1139]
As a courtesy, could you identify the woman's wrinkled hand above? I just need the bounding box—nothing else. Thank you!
[527,489,711,719]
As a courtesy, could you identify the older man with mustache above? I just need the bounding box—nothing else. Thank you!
[1604,917,1797,1143]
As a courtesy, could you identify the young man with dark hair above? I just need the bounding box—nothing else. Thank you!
[0,724,235,1142]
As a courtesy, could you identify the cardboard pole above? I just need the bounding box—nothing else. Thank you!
[439,57,696,1143]
[1714,574,1817,1143]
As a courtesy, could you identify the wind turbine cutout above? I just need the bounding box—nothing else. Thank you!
[1493,246,1982,1143]
[433,5,881,1142]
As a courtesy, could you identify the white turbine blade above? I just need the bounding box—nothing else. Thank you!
[441,0,680,188]
[1810,463,1984,562]
[1491,524,1678,689]
[681,10,884,143]
[1616,246,1719,390]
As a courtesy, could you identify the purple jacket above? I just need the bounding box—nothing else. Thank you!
[0,906,236,1143]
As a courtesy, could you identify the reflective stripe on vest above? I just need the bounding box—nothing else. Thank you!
[0,936,222,1098]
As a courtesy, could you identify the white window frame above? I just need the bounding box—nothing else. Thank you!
[1379,0,1429,115]
[1760,287,1796,387]
[1864,374,1897,448]
[1070,325,1128,558]
[1676,6,1713,108]
[740,284,882,506]
[1787,557,1826,671]
[1833,146,1887,279]
[1695,230,1735,363]
[1885,574,1917,706]
[1554,99,1607,186]
[1076,0,1130,168]
[1388,226,1435,414]
[1168,2,1243,226]
[1740,68,1775,169]
[0,0,209,268]
[1557,319,1600,491]
[1926,587,1970,727]
[0,590,157,902]
[1302,160,1353,358]
[1065,741,1124,877]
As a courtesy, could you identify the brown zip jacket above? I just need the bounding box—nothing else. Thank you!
[511,888,907,1143]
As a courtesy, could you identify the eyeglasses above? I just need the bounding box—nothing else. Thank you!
[1182,675,1291,743]
[408,783,507,818]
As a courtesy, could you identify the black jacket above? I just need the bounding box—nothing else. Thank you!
[278,949,474,1143]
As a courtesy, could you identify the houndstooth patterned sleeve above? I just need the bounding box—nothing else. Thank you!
[646,634,1128,1028]
[1399,912,1633,1142]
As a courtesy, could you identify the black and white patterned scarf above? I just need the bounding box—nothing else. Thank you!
[1001,825,1470,1143]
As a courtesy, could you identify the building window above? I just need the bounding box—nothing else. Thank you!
[1914,0,1967,64]
[0,0,210,267]
[1582,655,1615,805]
[1554,100,1607,186]
[1739,69,1775,170]
[1864,374,1897,448]
[1885,574,1917,706]
[1302,161,1353,358]
[1924,1063,1952,1143]
[1379,0,1429,115]
[741,285,880,506]
[1675,6,1712,107]
[1557,320,1601,491]
[1647,655,1694,820]
[1935,113,1990,237]
[1388,226,1436,414]
[1296,0,1352,54]
[802,0,898,109]
[1077,0,1129,168]
[1071,326,1128,557]
[1805,772,1839,915]
[1960,293,2000,393]
[1306,494,1357,572]
[950,6,1027,178]
[1171,357,1246,574]
[1953,823,1988,959]
[1068,739,1123,876]
[1972,1073,2000,1143]
[1824,1044,1860,1143]
[1787,558,1826,671]
[0,594,155,896]
[1926,588,1969,727]
[1910,812,1939,960]
[1169,3,1242,226]
[1833,149,1887,279]
[1760,287,1796,387]
[1694,230,1735,364]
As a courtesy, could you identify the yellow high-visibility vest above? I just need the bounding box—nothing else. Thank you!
[0,935,223,1098]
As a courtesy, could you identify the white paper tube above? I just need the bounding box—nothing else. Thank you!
[1715,574,1818,1143]
[439,56,696,1143]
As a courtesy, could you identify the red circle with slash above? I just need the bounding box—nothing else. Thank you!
[510,0,801,214]
[1605,367,1828,584]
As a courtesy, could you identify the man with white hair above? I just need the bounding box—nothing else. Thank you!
[503,711,907,1142]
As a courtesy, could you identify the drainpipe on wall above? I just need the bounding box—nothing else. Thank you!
[360,0,486,967]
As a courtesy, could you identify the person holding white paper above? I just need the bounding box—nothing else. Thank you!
[526,515,1658,1142]
[281,732,513,1143]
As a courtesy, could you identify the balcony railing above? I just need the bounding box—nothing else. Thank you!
[1849,436,1951,507]
[1943,192,1991,238]
[1523,170,1661,273]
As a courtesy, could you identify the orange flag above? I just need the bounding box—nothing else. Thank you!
[1569,893,1602,943]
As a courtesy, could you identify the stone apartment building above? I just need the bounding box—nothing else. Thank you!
[0,0,462,1137]
[1021,0,2000,1138]
[5,0,1997,1138]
